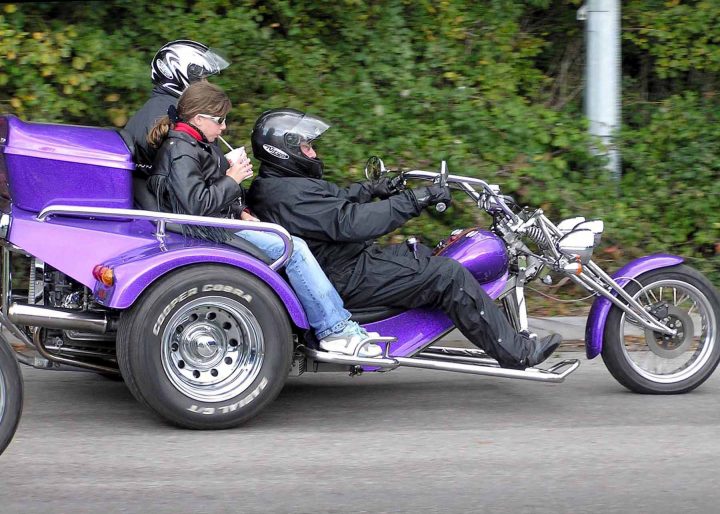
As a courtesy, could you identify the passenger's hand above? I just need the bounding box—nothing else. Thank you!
[410,185,452,210]
[227,157,253,184]
[240,210,259,222]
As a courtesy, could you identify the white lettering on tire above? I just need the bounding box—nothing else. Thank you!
[152,284,253,336]
[201,284,253,302]
[153,287,198,335]
[186,377,269,415]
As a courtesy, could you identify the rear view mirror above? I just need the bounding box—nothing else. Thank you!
[364,156,387,181]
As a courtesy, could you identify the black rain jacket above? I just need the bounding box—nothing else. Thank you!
[248,163,423,282]
[124,87,177,170]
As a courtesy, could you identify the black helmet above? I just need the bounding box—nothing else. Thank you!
[251,108,330,179]
[151,40,230,97]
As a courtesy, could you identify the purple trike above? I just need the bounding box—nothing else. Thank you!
[0,114,718,430]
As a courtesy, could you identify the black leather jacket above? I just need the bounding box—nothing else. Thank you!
[150,130,243,241]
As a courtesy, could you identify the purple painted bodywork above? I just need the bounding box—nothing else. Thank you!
[8,206,309,328]
[1,115,133,212]
[436,228,509,283]
[584,254,684,359]
[361,230,510,359]
[94,242,308,328]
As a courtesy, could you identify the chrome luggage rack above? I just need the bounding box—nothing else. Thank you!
[36,204,294,271]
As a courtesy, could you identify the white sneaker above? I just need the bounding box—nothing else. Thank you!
[319,324,383,358]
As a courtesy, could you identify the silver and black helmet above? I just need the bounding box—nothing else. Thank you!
[151,40,230,97]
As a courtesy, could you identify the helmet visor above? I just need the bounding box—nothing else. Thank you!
[291,114,331,144]
[200,48,231,77]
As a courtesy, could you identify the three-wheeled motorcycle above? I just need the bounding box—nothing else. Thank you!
[0,114,718,429]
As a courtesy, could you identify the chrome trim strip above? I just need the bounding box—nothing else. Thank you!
[36,205,294,271]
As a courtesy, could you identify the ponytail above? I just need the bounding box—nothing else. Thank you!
[147,116,172,149]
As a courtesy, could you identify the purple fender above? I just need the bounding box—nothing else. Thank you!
[584,254,684,359]
[94,243,309,328]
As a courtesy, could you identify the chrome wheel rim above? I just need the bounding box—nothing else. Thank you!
[619,279,716,383]
[161,296,265,403]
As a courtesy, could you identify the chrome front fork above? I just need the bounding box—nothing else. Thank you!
[567,260,675,336]
[499,276,529,334]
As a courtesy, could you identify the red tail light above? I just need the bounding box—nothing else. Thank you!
[92,265,115,286]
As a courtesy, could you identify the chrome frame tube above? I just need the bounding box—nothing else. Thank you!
[32,327,119,375]
[533,213,674,336]
[36,205,294,271]
[1,246,10,316]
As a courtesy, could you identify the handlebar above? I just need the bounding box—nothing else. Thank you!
[402,169,519,223]
[435,160,449,213]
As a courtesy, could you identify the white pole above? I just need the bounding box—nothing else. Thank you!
[579,0,621,179]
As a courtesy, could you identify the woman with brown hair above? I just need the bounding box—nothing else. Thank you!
[147,81,384,358]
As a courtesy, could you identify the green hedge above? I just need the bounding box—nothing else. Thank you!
[0,0,717,281]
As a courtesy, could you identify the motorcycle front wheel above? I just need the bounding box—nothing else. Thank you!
[0,333,23,455]
[602,264,720,394]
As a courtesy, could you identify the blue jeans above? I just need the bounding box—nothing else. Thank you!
[235,230,352,339]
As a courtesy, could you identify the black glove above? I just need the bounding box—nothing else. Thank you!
[410,185,452,210]
[370,175,407,199]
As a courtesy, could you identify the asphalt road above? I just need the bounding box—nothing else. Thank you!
[2,352,719,514]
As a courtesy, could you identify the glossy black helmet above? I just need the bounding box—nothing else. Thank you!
[151,40,230,97]
[251,108,330,179]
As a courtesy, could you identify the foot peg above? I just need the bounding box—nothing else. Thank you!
[361,336,396,358]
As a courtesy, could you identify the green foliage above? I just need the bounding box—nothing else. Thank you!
[0,0,717,282]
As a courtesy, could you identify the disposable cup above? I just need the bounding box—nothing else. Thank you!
[225,146,246,165]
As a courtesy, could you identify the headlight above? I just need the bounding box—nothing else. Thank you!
[557,229,595,264]
[574,220,604,245]
[557,217,586,234]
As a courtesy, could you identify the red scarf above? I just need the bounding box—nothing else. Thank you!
[174,122,204,142]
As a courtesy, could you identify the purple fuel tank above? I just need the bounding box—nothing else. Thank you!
[435,228,509,283]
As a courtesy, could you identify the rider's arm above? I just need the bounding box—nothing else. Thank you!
[289,183,423,243]
[166,153,242,216]
[331,181,375,203]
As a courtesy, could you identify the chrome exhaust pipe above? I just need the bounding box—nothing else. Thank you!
[8,303,111,334]
[394,357,580,383]
[301,345,580,383]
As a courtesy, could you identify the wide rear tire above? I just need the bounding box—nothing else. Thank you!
[117,264,293,429]
[602,265,720,394]
[0,334,23,455]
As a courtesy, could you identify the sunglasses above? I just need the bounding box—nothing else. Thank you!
[198,113,227,125]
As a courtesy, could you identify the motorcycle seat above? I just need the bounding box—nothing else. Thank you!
[349,306,406,324]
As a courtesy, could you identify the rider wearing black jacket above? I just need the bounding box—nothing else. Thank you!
[247,108,562,369]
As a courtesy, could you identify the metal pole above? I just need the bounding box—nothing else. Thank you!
[579,0,622,180]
